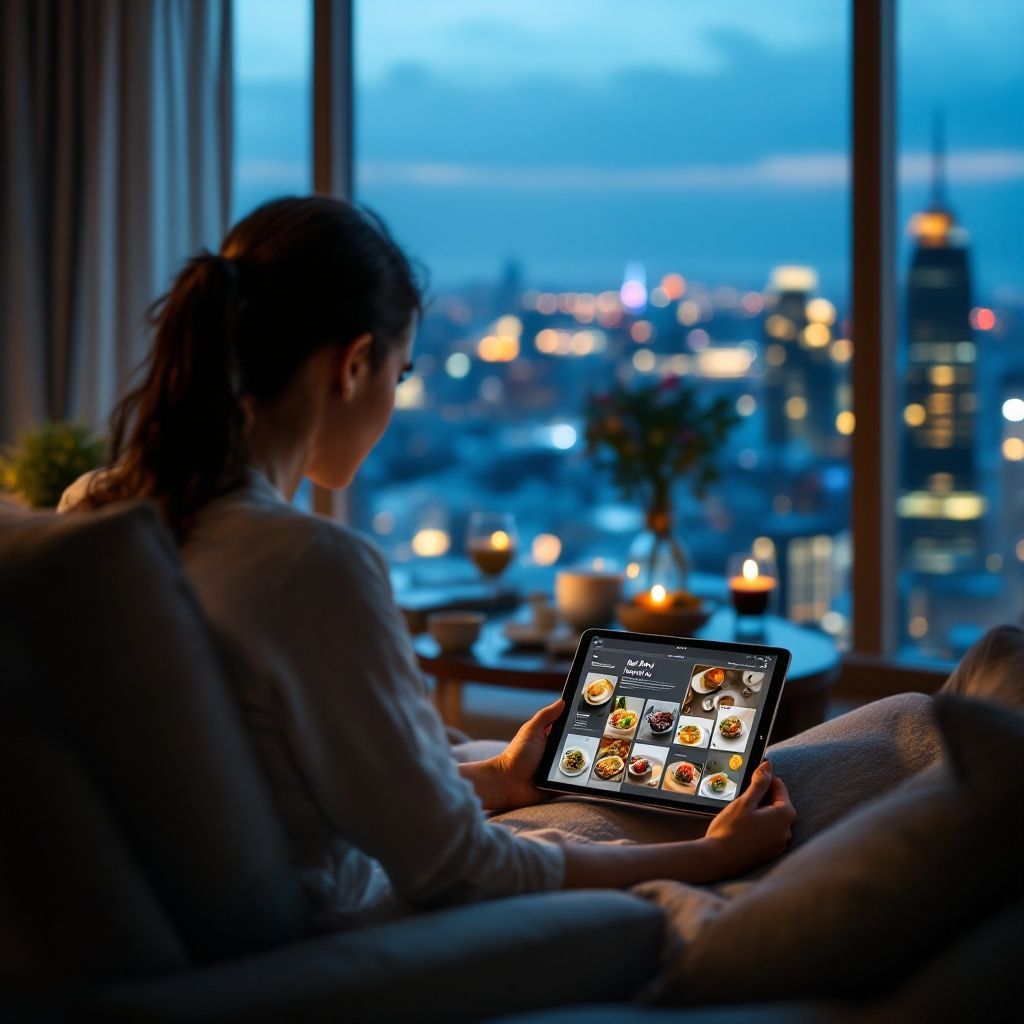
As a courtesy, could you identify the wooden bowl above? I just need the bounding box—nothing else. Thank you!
[615,601,713,637]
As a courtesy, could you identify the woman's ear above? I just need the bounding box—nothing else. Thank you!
[335,332,374,400]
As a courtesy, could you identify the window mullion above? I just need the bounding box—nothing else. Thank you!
[311,0,354,520]
[850,0,898,657]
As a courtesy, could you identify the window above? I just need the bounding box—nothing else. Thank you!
[233,0,312,220]
[354,1,852,638]
[895,0,1024,661]
[233,0,314,507]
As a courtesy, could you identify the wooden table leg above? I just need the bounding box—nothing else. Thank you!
[434,677,463,730]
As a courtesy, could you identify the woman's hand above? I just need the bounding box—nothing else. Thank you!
[459,700,564,811]
[492,699,565,809]
[703,759,796,876]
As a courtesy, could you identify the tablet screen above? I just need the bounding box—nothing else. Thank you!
[542,630,786,811]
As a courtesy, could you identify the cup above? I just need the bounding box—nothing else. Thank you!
[555,568,624,632]
[427,612,484,654]
[527,592,559,631]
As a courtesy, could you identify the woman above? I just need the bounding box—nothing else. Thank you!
[63,197,795,928]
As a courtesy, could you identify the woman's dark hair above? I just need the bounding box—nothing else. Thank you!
[82,196,422,538]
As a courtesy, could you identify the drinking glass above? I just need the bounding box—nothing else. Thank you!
[466,512,518,584]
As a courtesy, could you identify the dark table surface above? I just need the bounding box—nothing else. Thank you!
[414,608,839,693]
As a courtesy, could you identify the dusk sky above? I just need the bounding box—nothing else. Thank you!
[235,0,1024,303]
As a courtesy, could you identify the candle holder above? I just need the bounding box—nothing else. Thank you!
[616,583,713,636]
[727,552,778,638]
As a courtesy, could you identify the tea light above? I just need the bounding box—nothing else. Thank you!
[729,558,776,616]
[637,584,669,610]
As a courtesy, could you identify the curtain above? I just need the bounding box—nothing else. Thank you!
[0,0,232,443]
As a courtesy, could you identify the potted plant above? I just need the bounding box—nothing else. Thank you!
[584,375,738,593]
[0,421,106,509]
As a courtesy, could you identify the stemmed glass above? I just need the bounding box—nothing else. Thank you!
[466,512,519,587]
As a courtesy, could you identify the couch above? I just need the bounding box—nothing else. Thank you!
[1,500,1021,1023]
[0,501,662,1022]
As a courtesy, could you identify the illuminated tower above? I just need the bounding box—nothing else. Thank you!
[761,266,838,455]
[897,117,985,574]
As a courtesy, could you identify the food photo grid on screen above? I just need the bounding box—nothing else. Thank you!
[548,636,776,808]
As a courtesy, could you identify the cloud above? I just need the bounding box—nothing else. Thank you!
[355,150,1024,193]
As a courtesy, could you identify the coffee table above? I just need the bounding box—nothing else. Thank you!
[414,609,840,742]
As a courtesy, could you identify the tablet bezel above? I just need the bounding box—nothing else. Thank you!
[534,627,791,816]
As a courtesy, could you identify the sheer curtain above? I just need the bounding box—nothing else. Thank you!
[0,0,232,442]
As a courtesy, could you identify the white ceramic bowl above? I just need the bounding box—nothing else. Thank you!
[555,569,624,631]
[427,612,485,653]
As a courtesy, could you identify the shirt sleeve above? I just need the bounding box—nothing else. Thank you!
[263,523,565,907]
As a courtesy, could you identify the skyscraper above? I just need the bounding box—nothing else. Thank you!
[761,266,838,456]
[897,117,986,575]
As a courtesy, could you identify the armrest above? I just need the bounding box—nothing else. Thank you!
[83,890,663,1023]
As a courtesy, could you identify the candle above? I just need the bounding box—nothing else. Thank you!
[729,558,776,616]
[637,584,670,610]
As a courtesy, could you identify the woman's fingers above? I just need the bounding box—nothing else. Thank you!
[530,698,564,735]
[741,759,773,804]
[766,775,797,824]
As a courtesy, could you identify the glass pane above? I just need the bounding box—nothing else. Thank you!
[233,0,313,510]
[896,0,1024,661]
[355,1,850,641]
[232,0,312,220]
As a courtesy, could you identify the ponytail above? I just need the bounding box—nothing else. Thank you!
[79,197,422,540]
[85,252,250,539]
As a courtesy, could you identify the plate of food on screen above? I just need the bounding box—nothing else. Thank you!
[663,760,702,794]
[646,708,675,736]
[583,677,614,706]
[718,715,744,741]
[700,772,737,800]
[628,755,653,779]
[691,666,727,695]
[606,701,639,736]
[676,721,705,747]
[593,755,626,782]
[598,737,632,760]
[559,747,590,777]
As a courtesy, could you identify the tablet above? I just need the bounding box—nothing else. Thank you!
[536,628,790,815]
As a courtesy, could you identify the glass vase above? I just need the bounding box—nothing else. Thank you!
[627,505,691,597]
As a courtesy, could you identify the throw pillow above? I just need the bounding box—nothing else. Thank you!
[655,693,1024,1005]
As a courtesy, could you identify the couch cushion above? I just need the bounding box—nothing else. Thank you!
[0,730,187,997]
[655,693,1024,1005]
[940,623,1024,710]
[84,891,664,1023]
[0,503,309,966]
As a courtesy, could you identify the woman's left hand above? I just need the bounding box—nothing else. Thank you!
[471,699,563,811]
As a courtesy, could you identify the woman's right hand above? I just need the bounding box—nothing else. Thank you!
[703,759,796,877]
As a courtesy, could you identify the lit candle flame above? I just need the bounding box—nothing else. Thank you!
[742,558,759,581]
[490,530,511,551]
[650,584,668,605]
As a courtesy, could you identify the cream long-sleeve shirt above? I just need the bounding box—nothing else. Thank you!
[61,471,564,927]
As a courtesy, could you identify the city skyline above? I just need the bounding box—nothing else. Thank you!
[232,1,1023,661]
[235,1,1024,299]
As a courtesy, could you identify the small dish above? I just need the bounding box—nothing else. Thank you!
[559,748,590,777]
[583,678,614,706]
[700,774,737,800]
[427,612,484,653]
[503,621,552,648]
[691,667,727,695]
[676,722,705,746]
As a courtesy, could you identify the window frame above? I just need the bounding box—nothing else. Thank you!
[309,0,951,693]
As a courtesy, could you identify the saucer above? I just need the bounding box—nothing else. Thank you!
[503,622,553,648]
